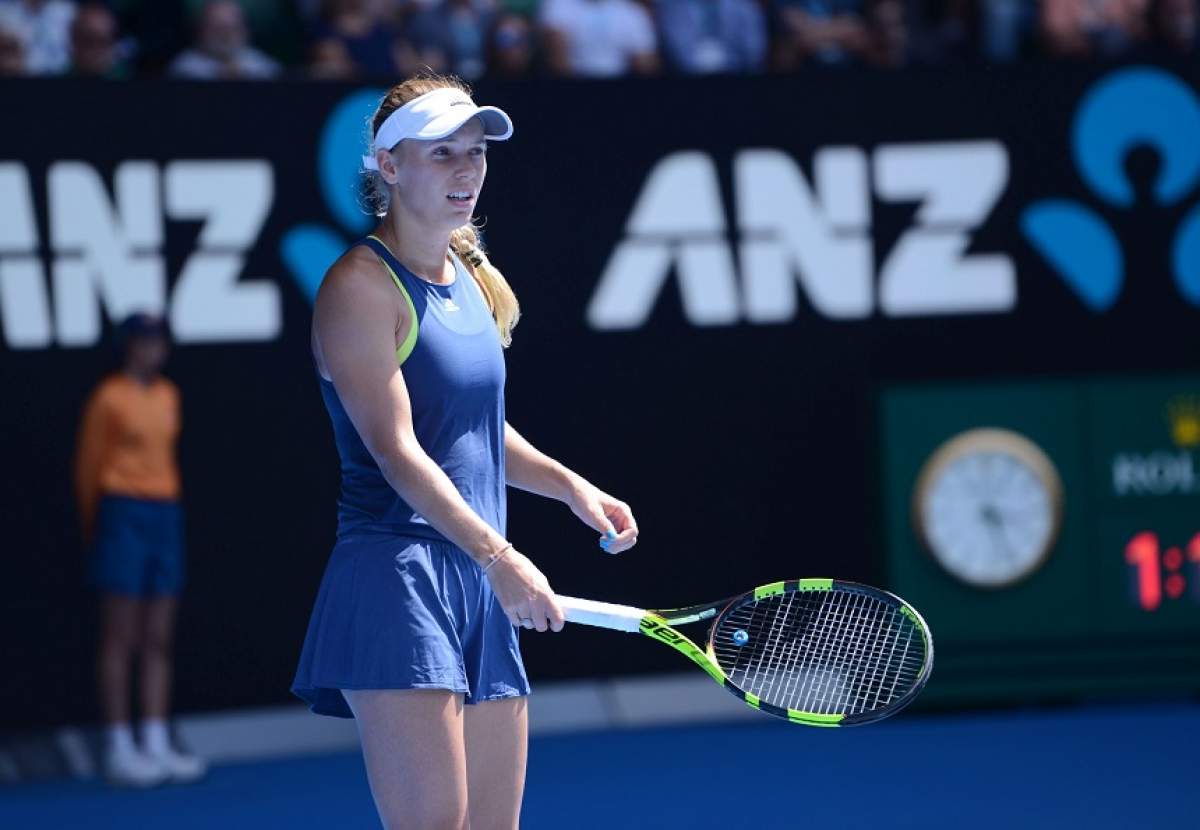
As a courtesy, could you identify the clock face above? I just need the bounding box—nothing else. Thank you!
[915,430,1063,588]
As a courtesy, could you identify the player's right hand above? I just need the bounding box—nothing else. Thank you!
[484,548,565,633]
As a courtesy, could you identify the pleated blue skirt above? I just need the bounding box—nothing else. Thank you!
[292,534,529,718]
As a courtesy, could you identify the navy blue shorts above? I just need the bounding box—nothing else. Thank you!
[90,496,185,597]
[292,535,529,718]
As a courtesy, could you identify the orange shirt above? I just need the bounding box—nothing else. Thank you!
[75,374,181,536]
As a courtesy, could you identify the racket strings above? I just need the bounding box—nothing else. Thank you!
[712,590,927,716]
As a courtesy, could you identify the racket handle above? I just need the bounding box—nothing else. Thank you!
[557,595,646,633]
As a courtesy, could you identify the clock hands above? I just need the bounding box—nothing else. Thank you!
[981,503,1017,563]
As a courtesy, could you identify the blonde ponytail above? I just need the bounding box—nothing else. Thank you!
[449,225,519,348]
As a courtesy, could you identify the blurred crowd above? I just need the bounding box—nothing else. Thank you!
[0,0,1195,80]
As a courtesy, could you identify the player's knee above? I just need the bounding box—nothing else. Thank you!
[380,796,467,830]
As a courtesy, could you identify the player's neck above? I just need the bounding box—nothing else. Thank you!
[378,215,453,286]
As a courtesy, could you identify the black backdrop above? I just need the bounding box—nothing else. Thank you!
[3,61,1199,731]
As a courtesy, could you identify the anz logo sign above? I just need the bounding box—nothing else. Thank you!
[589,65,1200,331]
[3,67,1197,349]
[0,161,279,349]
[587,142,1012,330]
[1022,67,1200,312]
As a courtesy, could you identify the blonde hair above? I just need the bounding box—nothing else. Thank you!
[364,74,520,348]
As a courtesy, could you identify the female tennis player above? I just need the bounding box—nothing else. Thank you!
[292,75,638,830]
[75,313,206,786]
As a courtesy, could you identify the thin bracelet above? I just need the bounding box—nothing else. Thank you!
[482,543,514,573]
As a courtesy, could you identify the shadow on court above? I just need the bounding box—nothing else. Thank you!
[2,703,1195,829]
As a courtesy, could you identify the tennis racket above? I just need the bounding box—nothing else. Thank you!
[558,579,933,727]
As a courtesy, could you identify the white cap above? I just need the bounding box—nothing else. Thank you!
[363,87,514,171]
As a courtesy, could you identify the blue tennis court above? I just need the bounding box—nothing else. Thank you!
[3,703,1195,829]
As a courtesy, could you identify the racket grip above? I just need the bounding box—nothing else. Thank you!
[557,595,646,633]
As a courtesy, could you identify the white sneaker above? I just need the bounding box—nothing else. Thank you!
[105,746,168,788]
[147,746,208,783]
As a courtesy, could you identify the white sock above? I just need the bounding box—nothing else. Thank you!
[141,718,171,756]
[107,723,136,757]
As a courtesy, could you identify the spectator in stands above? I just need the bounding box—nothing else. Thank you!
[75,314,206,787]
[401,0,495,80]
[656,0,767,73]
[168,0,281,79]
[498,0,540,15]
[399,0,498,12]
[0,14,26,74]
[540,0,660,77]
[487,11,537,77]
[308,34,358,76]
[1148,0,1197,50]
[0,0,74,74]
[772,0,872,67]
[310,0,405,76]
[69,2,127,78]
[864,0,910,63]
[1041,0,1148,56]
[904,0,972,63]
[980,0,1033,60]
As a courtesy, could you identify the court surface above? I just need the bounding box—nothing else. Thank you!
[2,703,1195,829]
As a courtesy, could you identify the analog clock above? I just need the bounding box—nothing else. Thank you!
[913,428,1063,588]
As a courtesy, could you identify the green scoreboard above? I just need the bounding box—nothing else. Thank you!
[880,375,1200,705]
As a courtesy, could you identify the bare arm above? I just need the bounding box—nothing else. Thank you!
[629,49,661,76]
[74,387,108,544]
[505,422,578,501]
[505,422,639,554]
[540,26,574,76]
[628,5,661,76]
[314,249,563,630]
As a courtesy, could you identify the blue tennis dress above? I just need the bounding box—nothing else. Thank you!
[292,236,528,718]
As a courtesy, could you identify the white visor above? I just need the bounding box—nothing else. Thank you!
[363,87,514,171]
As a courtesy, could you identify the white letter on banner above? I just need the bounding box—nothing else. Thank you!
[49,162,165,346]
[0,163,39,251]
[734,148,872,322]
[875,141,1014,315]
[587,152,739,330]
[0,163,52,348]
[0,259,53,349]
[165,161,279,342]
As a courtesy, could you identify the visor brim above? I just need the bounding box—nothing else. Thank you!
[413,105,513,142]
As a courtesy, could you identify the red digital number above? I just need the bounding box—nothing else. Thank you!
[1124,532,1161,612]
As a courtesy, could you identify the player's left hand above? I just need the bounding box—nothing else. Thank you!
[567,481,638,554]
